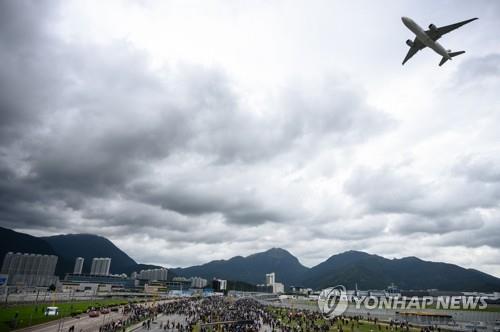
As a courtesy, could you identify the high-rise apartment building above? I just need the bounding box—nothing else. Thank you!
[73,257,84,274]
[138,268,168,281]
[90,258,111,275]
[265,272,275,286]
[0,252,58,286]
[191,276,208,288]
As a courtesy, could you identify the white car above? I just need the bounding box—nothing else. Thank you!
[44,307,59,316]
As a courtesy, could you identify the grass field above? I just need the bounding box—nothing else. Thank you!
[268,307,421,332]
[0,298,133,332]
[193,307,423,332]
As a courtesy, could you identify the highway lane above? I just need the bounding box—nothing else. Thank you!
[17,299,173,332]
[17,310,128,332]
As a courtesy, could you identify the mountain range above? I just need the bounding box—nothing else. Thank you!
[0,227,162,277]
[173,248,500,292]
[171,248,308,286]
[1,226,500,291]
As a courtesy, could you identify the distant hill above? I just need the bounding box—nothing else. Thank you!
[42,234,137,275]
[0,227,56,257]
[227,280,258,292]
[300,250,500,292]
[0,227,73,276]
[0,227,164,277]
[172,248,309,286]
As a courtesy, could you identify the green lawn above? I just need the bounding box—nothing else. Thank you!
[268,307,421,332]
[0,298,133,332]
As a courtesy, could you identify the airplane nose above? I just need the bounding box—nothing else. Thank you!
[401,16,412,26]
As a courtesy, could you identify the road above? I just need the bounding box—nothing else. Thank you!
[17,310,128,332]
[17,300,172,332]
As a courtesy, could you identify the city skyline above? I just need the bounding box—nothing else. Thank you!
[1,1,500,277]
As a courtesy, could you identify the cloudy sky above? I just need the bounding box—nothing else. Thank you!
[1,0,500,276]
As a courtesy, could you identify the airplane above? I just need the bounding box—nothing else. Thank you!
[401,16,478,66]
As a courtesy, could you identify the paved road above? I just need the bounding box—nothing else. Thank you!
[18,300,173,332]
[17,310,128,332]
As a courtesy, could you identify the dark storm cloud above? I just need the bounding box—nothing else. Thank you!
[0,1,64,143]
[129,179,291,225]
[0,1,392,234]
[0,165,53,229]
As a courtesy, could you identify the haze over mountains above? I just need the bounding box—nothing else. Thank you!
[2,227,500,291]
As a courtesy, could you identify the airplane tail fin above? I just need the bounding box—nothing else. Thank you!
[439,51,466,66]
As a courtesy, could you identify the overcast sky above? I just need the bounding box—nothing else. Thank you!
[1,0,500,276]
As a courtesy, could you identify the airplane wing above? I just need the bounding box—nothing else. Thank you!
[426,18,478,40]
[402,37,426,65]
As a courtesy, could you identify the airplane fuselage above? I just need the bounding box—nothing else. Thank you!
[402,17,451,60]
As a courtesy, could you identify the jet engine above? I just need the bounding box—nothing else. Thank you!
[428,23,437,32]
[406,39,414,47]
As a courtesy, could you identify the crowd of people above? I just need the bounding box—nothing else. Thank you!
[87,296,436,332]
[95,301,163,332]
[136,297,413,332]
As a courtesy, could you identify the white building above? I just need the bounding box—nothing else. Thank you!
[263,272,284,294]
[90,258,111,276]
[191,277,208,288]
[273,282,284,294]
[265,272,275,286]
[219,279,227,290]
[73,257,84,274]
[0,252,58,286]
[138,268,168,281]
